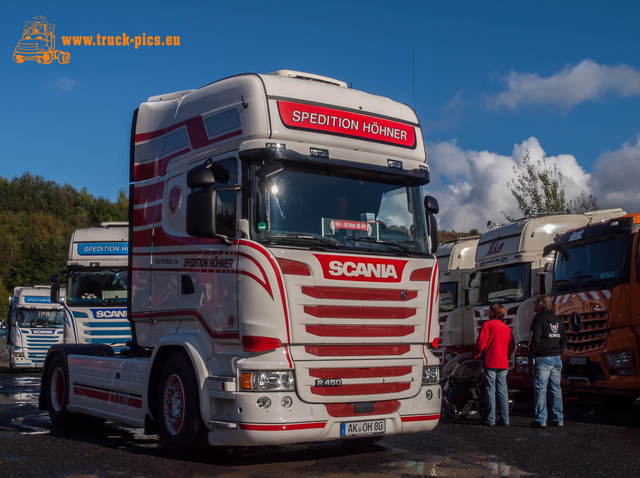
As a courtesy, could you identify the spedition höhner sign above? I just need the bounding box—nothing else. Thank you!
[78,242,128,256]
[278,101,416,148]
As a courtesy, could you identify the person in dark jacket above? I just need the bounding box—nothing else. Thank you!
[529,294,568,428]
[473,303,514,426]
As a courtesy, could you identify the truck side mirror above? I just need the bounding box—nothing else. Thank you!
[424,195,439,214]
[186,159,234,240]
[187,188,219,237]
[424,195,439,253]
[539,270,553,294]
[50,274,60,303]
[468,288,479,307]
[467,276,480,306]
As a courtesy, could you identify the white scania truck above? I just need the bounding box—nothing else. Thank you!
[6,285,64,369]
[40,70,442,456]
[51,222,131,351]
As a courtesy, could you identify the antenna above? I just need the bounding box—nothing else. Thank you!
[412,48,416,110]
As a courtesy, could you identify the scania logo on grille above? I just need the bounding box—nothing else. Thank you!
[401,290,408,301]
[570,313,582,333]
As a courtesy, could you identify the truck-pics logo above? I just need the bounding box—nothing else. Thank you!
[13,16,70,64]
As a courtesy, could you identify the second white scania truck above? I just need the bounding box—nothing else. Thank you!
[51,222,131,351]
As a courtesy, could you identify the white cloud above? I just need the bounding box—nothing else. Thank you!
[49,78,78,93]
[487,59,640,111]
[426,137,594,232]
[591,134,640,213]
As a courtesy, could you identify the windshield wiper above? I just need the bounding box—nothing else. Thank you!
[572,274,607,289]
[552,279,574,292]
[263,234,341,249]
[345,236,413,253]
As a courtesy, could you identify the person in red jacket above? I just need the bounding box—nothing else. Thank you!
[473,303,515,426]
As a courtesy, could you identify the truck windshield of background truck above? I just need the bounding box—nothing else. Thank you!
[67,269,128,306]
[553,235,631,293]
[16,309,64,328]
[251,164,430,255]
[478,263,531,305]
[439,282,458,312]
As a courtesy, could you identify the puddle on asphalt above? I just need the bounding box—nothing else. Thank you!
[206,453,531,478]
[386,455,531,477]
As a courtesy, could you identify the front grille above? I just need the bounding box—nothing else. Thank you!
[560,312,608,353]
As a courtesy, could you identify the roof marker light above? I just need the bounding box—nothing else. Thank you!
[310,148,329,157]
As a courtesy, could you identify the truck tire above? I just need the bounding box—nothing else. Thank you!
[47,354,78,427]
[157,352,207,457]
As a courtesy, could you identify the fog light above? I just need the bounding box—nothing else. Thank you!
[604,349,634,369]
[618,369,637,375]
[422,366,439,385]
[281,396,293,408]
[257,396,271,409]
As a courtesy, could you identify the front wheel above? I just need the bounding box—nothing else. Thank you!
[47,354,78,427]
[157,352,207,457]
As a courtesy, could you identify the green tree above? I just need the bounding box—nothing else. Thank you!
[0,173,128,320]
[504,149,599,221]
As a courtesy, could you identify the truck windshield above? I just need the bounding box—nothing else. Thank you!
[478,263,531,305]
[250,164,430,255]
[67,269,128,306]
[16,309,64,328]
[439,282,458,312]
[553,235,631,292]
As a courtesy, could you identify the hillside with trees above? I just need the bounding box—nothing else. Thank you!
[0,173,128,322]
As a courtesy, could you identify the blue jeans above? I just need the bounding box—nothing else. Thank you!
[533,355,564,424]
[484,368,509,425]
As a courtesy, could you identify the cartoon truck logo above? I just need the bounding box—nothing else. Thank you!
[13,17,70,64]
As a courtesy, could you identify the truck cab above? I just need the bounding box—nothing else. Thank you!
[435,236,479,362]
[548,213,639,396]
[52,222,130,350]
[7,286,64,369]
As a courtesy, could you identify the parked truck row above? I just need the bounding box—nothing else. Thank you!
[7,70,634,459]
[436,208,640,401]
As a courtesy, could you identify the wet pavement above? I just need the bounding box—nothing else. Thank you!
[0,372,638,477]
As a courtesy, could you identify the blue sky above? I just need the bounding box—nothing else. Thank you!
[3,1,639,231]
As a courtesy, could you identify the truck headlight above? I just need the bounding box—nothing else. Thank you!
[240,371,295,391]
[515,356,530,366]
[604,349,634,369]
[422,366,439,385]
